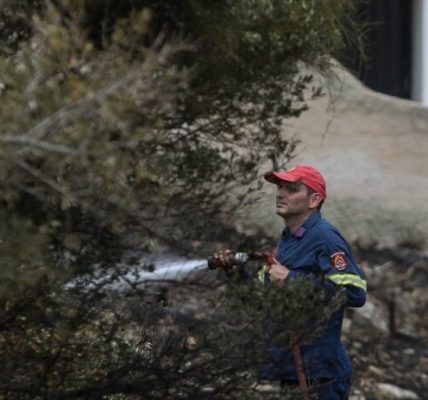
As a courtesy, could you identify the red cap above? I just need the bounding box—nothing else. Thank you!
[264,165,327,200]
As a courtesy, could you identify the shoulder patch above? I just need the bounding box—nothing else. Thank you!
[330,251,349,271]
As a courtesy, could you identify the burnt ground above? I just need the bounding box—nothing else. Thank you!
[344,247,428,399]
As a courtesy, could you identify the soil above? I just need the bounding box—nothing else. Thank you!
[345,247,428,399]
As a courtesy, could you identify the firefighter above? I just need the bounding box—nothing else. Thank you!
[213,164,367,400]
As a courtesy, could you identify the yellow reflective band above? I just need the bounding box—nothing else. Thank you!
[257,265,268,283]
[327,274,367,291]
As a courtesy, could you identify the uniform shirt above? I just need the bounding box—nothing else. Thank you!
[260,211,367,381]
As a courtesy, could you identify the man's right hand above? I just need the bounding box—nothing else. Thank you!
[211,249,236,268]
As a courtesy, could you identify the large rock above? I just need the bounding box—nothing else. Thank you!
[246,64,428,251]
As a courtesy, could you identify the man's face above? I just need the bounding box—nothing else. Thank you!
[275,181,313,219]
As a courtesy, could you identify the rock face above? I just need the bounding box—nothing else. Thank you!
[248,64,428,251]
[377,383,419,399]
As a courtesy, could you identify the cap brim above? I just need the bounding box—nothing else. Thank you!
[264,171,299,184]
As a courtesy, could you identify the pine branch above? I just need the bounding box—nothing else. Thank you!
[0,134,78,155]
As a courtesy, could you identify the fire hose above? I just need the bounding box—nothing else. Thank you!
[207,251,310,400]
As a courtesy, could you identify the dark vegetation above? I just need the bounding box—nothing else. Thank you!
[0,1,380,399]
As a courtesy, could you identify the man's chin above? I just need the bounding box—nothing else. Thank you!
[276,208,288,218]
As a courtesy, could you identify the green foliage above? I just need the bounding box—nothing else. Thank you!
[0,281,182,399]
[0,272,344,399]
[215,274,345,349]
[0,211,54,300]
[1,2,191,289]
[0,0,363,398]
[179,0,359,79]
[0,0,363,272]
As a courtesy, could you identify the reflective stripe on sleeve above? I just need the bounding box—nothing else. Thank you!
[257,265,268,283]
[327,273,367,291]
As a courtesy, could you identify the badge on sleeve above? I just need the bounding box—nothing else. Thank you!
[330,251,349,271]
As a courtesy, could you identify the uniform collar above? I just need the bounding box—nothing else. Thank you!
[282,211,322,239]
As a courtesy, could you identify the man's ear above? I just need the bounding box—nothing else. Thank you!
[309,193,322,209]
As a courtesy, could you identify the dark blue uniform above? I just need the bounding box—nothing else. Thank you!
[260,211,367,399]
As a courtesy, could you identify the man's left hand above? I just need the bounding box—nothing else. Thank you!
[267,258,290,282]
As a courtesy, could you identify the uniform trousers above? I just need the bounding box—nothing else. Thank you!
[280,375,351,400]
